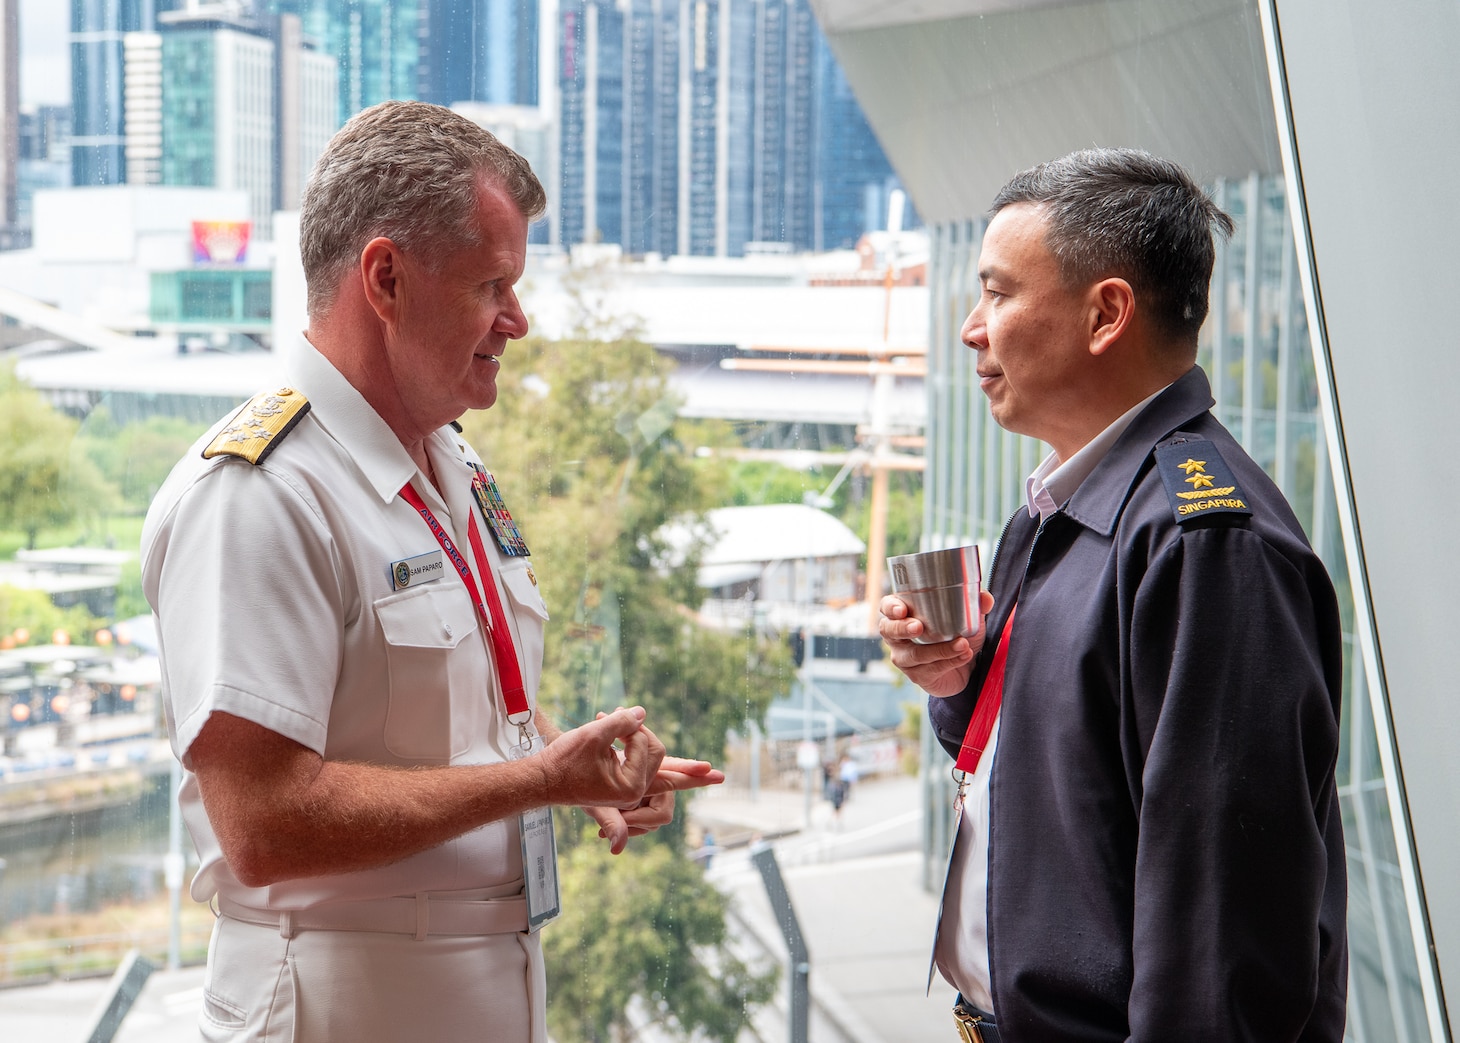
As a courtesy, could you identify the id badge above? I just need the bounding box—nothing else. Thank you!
[510,736,561,931]
[927,791,966,994]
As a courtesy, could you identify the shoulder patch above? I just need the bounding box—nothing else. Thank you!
[1153,438,1253,524]
[202,387,311,465]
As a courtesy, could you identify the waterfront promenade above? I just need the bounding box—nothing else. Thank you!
[0,773,955,1042]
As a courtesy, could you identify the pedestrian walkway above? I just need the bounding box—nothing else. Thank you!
[0,962,206,1043]
[690,774,959,1043]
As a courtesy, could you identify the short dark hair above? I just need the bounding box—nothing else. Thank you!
[990,148,1234,345]
[300,100,547,317]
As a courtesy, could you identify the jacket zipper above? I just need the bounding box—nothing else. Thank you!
[983,508,1023,596]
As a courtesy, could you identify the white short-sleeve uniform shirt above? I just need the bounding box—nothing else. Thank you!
[141,339,550,912]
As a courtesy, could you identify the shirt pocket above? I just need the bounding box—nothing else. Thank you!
[376,583,482,763]
[499,562,549,700]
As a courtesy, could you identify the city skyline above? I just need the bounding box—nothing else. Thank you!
[19,0,65,107]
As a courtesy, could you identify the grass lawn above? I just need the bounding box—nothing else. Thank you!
[0,514,148,561]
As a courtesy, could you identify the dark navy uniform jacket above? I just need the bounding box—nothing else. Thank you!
[931,366,1348,1041]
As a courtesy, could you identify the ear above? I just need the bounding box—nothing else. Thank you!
[359,237,403,324]
[1087,277,1135,357]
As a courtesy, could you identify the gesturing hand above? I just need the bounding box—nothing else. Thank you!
[588,739,728,853]
[538,706,665,809]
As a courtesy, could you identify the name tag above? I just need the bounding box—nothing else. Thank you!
[389,550,445,590]
[510,735,561,931]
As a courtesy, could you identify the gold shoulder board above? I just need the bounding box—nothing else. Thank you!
[202,387,311,465]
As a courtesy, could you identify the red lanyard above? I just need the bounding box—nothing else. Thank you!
[955,606,1016,775]
[399,481,531,726]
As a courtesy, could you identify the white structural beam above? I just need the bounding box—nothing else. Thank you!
[0,285,145,354]
[811,0,1279,223]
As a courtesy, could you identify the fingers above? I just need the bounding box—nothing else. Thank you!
[617,722,666,789]
[591,705,647,740]
[584,794,673,855]
[586,806,630,855]
[649,756,725,792]
[645,765,726,795]
[878,594,926,644]
[660,755,717,777]
[620,791,675,830]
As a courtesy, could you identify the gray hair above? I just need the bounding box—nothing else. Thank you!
[300,100,547,317]
[990,148,1234,345]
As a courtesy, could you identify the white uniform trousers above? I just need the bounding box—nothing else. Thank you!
[199,914,547,1042]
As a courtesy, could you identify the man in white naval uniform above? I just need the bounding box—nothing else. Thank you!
[141,100,722,1042]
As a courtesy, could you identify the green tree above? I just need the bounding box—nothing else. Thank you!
[0,365,118,549]
[544,822,776,1043]
[75,406,208,513]
[457,298,792,1037]
[0,585,100,646]
[459,327,791,770]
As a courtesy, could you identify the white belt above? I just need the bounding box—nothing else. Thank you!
[218,892,529,940]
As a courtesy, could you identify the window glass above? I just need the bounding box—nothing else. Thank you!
[2,2,1429,1041]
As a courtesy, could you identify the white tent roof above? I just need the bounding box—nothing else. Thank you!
[664,503,867,573]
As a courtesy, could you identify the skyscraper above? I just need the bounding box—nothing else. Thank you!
[71,0,184,188]
[263,0,419,122]
[0,0,17,239]
[555,0,904,258]
[123,31,164,186]
[423,0,539,109]
[157,6,337,237]
[159,10,276,233]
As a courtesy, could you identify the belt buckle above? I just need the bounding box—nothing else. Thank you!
[952,1001,986,1043]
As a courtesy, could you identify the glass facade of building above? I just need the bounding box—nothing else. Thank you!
[265,0,418,121]
[159,25,276,235]
[421,0,538,109]
[150,268,273,330]
[70,0,182,187]
[555,0,902,257]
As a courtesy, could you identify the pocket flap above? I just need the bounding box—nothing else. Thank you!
[500,563,550,621]
[376,583,478,649]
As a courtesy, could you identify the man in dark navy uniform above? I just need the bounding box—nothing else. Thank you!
[880,149,1347,1042]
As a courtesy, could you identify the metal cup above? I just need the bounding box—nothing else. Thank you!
[886,545,981,644]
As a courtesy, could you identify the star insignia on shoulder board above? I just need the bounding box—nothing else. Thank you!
[1177,458,1207,475]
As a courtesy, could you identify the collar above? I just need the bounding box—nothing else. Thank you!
[1024,386,1163,523]
[288,337,419,504]
[1058,366,1218,538]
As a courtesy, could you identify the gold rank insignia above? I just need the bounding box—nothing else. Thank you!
[202,387,311,465]
[1154,437,1252,523]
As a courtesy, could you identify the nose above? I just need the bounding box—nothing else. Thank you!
[497,287,529,340]
[960,302,986,351]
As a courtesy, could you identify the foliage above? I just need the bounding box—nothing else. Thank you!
[0,365,120,549]
[74,406,209,513]
[543,821,776,1043]
[842,469,924,561]
[457,326,792,778]
[457,283,793,1036]
[0,584,101,646]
